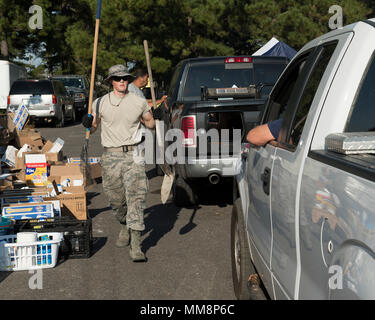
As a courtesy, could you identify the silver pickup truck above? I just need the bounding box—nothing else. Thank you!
[232,19,375,300]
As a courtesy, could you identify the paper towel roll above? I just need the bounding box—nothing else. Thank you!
[17,232,38,244]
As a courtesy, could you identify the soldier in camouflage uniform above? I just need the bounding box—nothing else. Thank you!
[82,64,155,262]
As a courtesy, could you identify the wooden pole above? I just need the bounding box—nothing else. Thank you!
[143,40,157,110]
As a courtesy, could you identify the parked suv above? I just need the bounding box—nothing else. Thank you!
[52,75,92,119]
[162,56,288,207]
[7,79,74,127]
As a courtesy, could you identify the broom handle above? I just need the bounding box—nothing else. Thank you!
[143,40,157,110]
[86,0,102,139]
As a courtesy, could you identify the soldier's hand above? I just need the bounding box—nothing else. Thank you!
[82,114,93,128]
[153,107,163,120]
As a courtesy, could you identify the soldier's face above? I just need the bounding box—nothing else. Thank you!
[140,75,149,87]
[112,77,128,94]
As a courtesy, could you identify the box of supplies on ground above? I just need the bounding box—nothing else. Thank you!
[44,186,86,220]
[1,202,55,220]
[1,195,45,207]
[25,154,50,186]
[1,145,18,167]
[12,104,29,131]
[67,157,100,164]
[66,157,101,179]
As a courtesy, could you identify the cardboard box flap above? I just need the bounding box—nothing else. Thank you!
[41,140,54,153]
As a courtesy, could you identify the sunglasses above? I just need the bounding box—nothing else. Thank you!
[112,76,131,82]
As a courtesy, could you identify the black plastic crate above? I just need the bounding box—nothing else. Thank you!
[13,216,93,259]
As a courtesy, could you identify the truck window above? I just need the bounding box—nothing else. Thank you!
[10,81,53,95]
[168,62,183,97]
[345,52,375,132]
[253,63,287,96]
[288,43,337,146]
[54,77,84,89]
[264,53,311,124]
[182,64,254,101]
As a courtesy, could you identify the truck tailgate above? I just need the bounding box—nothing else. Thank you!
[190,101,264,156]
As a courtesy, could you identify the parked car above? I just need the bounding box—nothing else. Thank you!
[0,60,27,115]
[7,79,75,127]
[52,75,93,120]
[232,18,375,300]
[163,56,288,207]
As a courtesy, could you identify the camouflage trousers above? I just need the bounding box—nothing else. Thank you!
[100,151,148,231]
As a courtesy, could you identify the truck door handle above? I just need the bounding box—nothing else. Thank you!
[261,167,271,195]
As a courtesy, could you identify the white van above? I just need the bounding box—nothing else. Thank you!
[0,60,27,114]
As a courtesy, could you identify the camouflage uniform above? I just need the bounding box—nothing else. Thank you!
[100,150,148,231]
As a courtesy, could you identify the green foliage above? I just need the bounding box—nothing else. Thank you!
[1,0,374,84]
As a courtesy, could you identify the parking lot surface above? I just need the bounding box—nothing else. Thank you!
[0,122,236,300]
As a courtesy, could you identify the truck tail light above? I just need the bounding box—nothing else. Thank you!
[7,95,10,106]
[52,94,57,104]
[181,116,196,147]
[225,57,253,63]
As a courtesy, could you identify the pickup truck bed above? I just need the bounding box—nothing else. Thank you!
[164,56,288,207]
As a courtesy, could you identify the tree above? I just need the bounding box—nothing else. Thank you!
[0,0,34,60]
[242,0,371,53]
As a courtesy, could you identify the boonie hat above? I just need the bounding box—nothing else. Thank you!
[104,64,135,83]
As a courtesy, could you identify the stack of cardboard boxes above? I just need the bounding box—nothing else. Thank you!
[0,111,101,222]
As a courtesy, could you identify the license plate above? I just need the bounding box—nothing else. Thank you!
[29,97,40,104]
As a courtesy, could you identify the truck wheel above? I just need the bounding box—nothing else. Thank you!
[71,108,76,124]
[172,175,197,207]
[231,198,252,300]
[56,109,65,128]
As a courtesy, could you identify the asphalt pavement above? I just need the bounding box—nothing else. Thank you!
[0,121,236,300]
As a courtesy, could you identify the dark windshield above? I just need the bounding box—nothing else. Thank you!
[182,62,286,101]
[253,63,287,96]
[10,81,53,95]
[54,77,84,89]
[182,64,254,101]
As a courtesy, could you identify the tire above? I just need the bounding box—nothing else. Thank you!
[55,109,65,128]
[71,108,76,124]
[231,197,252,300]
[172,175,197,207]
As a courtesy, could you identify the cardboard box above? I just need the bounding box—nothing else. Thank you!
[67,157,100,164]
[45,186,86,220]
[15,128,44,150]
[66,157,101,179]
[2,202,55,220]
[1,195,45,206]
[1,145,18,167]
[15,150,62,170]
[48,138,64,153]
[13,104,29,131]
[50,163,84,187]
[0,188,49,198]
[25,154,50,186]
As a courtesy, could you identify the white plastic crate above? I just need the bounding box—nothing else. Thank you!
[0,232,63,271]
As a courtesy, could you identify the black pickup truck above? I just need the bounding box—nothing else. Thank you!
[159,56,289,207]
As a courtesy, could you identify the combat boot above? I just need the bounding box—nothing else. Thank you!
[115,224,130,248]
[129,229,146,262]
